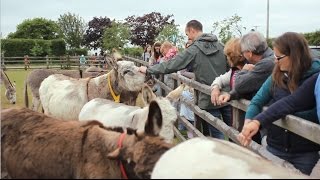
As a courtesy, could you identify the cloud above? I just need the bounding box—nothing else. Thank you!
[1,0,319,39]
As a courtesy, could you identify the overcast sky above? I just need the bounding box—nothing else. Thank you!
[1,0,320,40]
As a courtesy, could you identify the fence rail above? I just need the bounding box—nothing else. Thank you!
[123,55,320,174]
[1,55,107,70]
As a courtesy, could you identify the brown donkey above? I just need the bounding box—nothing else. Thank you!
[1,106,172,179]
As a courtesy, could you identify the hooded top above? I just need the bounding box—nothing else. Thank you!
[147,33,228,109]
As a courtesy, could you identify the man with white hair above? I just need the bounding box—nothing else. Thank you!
[218,31,275,143]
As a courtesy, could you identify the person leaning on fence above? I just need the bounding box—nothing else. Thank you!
[210,38,247,141]
[79,55,87,69]
[160,41,178,90]
[238,32,320,175]
[24,55,30,70]
[149,42,163,96]
[217,31,275,143]
[148,42,163,66]
[142,44,152,62]
[139,20,230,139]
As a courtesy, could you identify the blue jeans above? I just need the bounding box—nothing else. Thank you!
[206,105,231,139]
[267,145,319,175]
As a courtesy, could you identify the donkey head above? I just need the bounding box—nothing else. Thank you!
[5,83,16,104]
[135,85,177,143]
[1,70,16,104]
[107,101,173,179]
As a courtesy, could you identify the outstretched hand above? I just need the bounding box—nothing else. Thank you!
[237,119,260,147]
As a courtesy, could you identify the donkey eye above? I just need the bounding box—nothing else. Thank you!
[123,70,130,74]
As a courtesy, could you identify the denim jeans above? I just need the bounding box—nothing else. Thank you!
[206,105,232,139]
[267,145,319,175]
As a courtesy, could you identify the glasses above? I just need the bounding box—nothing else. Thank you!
[274,54,287,61]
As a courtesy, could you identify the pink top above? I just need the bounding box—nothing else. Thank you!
[163,47,178,61]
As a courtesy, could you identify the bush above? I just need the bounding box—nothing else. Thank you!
[122,47,143,58]
[1,39,66,57]
[66,48,88,56]
[51,39,66,56]
[1,39,35,57]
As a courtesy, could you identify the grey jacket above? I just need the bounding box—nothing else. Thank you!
[147,33,228,109]
[230,47,274,100]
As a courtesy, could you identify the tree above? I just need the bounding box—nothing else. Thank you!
[304,30,320,46]
[155,24,186,49]
[212,14,246,44]
[57,12,86,49]
[125,12,175,47]
[8,18,61,40]
[102,21,131,52]
[83,16,112,51]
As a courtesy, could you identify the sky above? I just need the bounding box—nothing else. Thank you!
[1,0,320,40]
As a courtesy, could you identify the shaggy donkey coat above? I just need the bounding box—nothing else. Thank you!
[79,85,177,143]
[39,58,145,120]
[1,106,172,179]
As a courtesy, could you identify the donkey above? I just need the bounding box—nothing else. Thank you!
[79,85,177,143]
[1,107,173,179]
[24,67,107,111]
[152,137,308,179]
[39,57,145,120]
[0,69,16,104]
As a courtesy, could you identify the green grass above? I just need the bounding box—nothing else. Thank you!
[1,69,33,109]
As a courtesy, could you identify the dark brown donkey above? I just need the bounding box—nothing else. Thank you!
[1,106,172,179]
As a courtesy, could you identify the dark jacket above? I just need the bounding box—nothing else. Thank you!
[147,33,228,109]
[230,47,274,100]
[246,60,320,153]
[255,72,320,123]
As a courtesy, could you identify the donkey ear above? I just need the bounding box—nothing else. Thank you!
[112,50,123,61]
[144,101,162,136]
[105,55,118,71]
[166,84,185,102]
[142,85,156,105]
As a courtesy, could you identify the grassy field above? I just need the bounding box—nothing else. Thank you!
[1,69,33,109]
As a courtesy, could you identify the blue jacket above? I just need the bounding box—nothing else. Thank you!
[246,60,320,153]
[316,73,320,120]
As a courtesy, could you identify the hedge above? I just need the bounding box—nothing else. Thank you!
[1,39,66,57]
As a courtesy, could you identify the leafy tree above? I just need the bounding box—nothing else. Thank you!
[102,21,131,52]
[83,16,112,51]
[125,12,175,47]
[212,14,246,44]
[8,18,61,40]
[155,24,186,49]
[304,30,320,46]
[57,12,86,49]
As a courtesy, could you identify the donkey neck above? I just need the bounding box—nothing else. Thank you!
[0,70,14,91]
[87,70,121,101]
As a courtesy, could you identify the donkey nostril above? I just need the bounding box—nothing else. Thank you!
[13,102,16,104]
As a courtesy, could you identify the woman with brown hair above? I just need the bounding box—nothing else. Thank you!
[238,32,320,175]
[149,42,162,66]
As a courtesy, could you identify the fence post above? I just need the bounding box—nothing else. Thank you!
[67,55,70,69]
[194,90,202,130]
[60,56,63,69]
[1,53,5,70]
[46,55,49,69]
